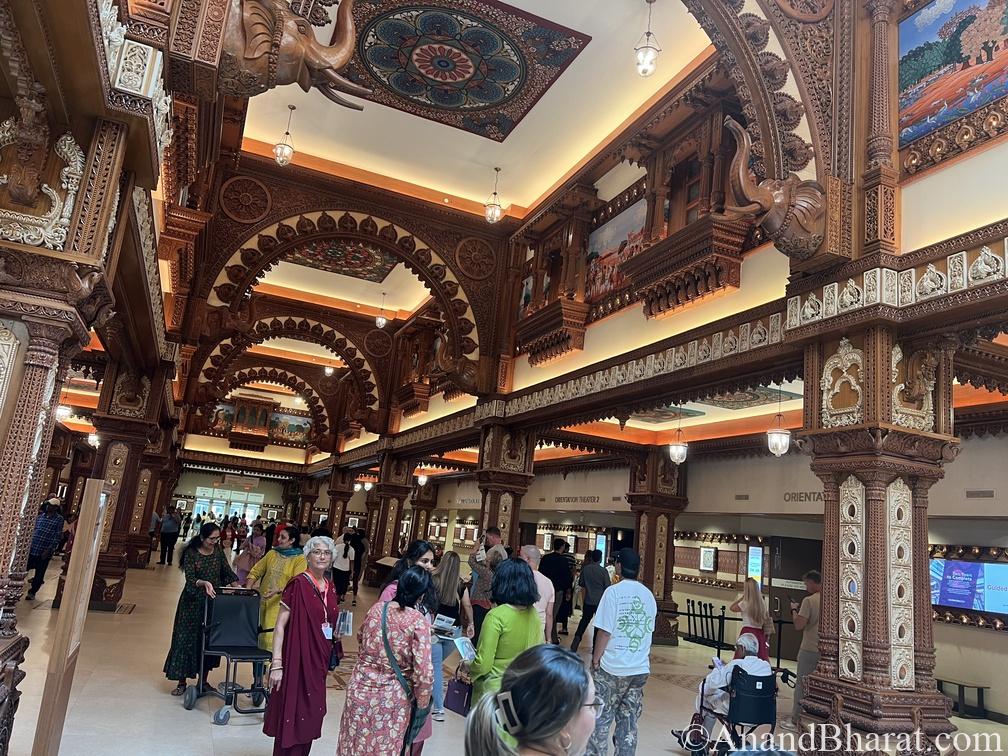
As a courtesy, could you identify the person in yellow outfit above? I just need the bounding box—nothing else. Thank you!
[245,525,307,651]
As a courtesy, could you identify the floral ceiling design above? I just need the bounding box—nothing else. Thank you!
[284,239,399,282]
[696,387,803,411]
[348,0,591,141]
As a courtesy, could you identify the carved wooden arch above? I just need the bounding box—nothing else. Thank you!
[210,367,332,439]
[198,317,382,411]
[207,210,480,359]
[680,0,832,181]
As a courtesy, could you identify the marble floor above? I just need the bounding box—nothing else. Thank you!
[10,559,1006,755]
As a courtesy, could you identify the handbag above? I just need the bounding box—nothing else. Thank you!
[444,666,472,716]
[381,602,431,754]
[329,637,344,671]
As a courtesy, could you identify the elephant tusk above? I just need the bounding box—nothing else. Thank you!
[316,83,365,111]
[322,68,372,97]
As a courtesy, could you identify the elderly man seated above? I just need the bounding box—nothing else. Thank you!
[673,633,773,747]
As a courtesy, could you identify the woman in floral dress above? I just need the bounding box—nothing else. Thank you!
[163,523,239,696]
[337,566,434,756]
[234,522,267,585]
[245,525,306,651]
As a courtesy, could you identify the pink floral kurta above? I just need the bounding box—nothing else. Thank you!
[336,600,433,756]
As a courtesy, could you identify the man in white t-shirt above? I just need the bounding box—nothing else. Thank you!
[520,544,555,642]
[586,548,656,756]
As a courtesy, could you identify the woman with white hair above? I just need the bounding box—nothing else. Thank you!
[263,535,341,756]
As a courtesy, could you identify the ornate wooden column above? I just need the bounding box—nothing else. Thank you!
[281,479,301,523]
[409,481,437,544]
[326,467,356,535]
[798,329,957,738]
[43,426,73,499]
[60,358,168,609]
[626,447,686,645]
[0,319,80,633]
[476,425,535,551]
[298,476,321,530]
[65,439,98,515]
[372,454,413,560]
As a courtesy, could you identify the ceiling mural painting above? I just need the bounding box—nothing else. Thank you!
[631,406,706,425]
[348,0,592,140]
[284,238,400,282]
[696,387,803,411]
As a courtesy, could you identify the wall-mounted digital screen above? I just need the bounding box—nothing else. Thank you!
[930,558,1008,615]
[747,545,764,582]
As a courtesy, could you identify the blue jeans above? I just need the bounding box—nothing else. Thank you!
[431,631,459,712]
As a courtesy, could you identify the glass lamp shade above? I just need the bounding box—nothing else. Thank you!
[484,196,502,224]
[55,405,71,420]
[375,314,388,329]
[363,482,373,492]
[767,427,791,457]
[273,138,294,167]
[353,483,362,493]
[635,38,660,77]
[668,429,688,465]
[324,366,334,376]
[87,432,100,448]
[417,474,428,487]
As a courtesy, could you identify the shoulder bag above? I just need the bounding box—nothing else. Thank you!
[381,602,431,755]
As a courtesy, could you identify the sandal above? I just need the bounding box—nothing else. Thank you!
[171,683,186,696]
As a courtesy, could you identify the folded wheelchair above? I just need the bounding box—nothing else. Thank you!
[673,667,783,755]
[181,588,272,725]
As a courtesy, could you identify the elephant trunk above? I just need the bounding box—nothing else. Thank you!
[715,117,775,221]
[321,0,359,73]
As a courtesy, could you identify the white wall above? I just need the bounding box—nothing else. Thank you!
[686,452,823,515]
[902,137,1008,252]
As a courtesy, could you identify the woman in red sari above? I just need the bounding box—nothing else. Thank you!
[264,535,340,756]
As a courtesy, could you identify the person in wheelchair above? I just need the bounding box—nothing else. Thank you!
[673,633,772,749]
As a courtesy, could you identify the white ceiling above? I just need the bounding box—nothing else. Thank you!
[259,260,432,312]
[244,0,710,208]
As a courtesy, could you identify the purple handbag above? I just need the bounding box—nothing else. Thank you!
[444,668,473,716]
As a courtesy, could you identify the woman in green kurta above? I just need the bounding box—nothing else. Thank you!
[245,525,307,651]
[468,558,544,703]
[163,523,239,696]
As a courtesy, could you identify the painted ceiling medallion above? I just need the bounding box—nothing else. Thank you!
[284,239,399,282]
[698,387,803,411]
[349,1,591,141]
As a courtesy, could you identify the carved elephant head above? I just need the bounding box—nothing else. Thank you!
[220,0,370,108]
[713,117,826,261]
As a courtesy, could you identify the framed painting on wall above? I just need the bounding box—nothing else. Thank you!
[899,0,1008,172]
[585,198,647,304]
[700,546,718,573]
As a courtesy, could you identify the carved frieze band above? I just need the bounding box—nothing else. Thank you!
[838,474,865,683]
[886,477,915,691]
[787,239,1008,332]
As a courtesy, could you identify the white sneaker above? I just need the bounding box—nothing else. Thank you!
[432,710,445,722]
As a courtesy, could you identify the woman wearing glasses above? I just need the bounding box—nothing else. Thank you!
[465,644,601,756]
[264,535,341,756]
[163,522,240,697]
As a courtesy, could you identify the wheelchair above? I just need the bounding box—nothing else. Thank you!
[181,588,272,725]
[673,667,780,755]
